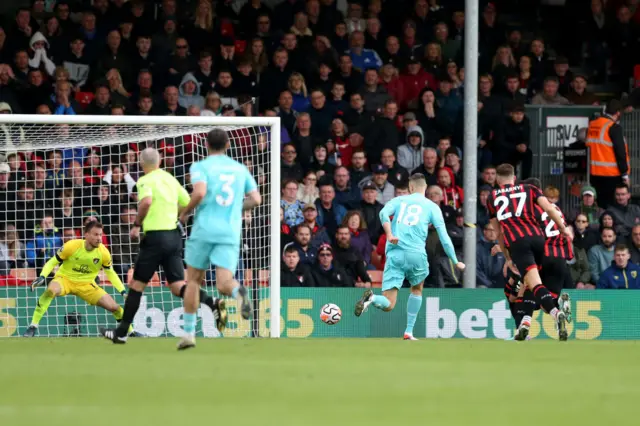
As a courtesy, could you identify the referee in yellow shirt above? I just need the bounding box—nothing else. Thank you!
[101,148,225,344]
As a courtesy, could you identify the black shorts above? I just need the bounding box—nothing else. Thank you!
[133,230,184,284]
[508,236,545,278]
[540,255,571,296]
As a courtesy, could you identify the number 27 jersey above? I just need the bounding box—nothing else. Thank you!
[189,155,258,245]
[487,183,544,246]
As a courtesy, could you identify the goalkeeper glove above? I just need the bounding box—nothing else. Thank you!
[30,276,46,292]
[120,290,127,298]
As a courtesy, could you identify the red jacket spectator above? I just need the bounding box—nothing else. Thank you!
[400,65,437,111]
[379,73,405,111]
[438,167,464,210]
[334,134,351,168]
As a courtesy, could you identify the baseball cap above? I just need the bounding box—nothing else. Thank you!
[159,141,175,154]
[403,112,417,121]
[221,104,235,113]
[582,185,596,197]
[0,163,10,173]
[0,102,12,113]
[318,243,333,254]
[372,164,388,174]
[303,203,317,211]
[362,181,377,191]
[407,56,420,65]
[444,147,459,158]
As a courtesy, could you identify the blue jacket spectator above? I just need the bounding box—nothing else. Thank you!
[291,92,310,112]
[476,224,506,288]
[597,245,640,289]
[315,189,347,241]
[347,31,383,72]
[26,219,62,268]
[49,82,81,115]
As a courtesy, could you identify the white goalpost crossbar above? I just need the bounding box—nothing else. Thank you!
[0,114,281,338]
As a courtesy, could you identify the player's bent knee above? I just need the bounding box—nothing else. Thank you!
[47,281,62,296]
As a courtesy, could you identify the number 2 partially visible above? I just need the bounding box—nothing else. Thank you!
[216,174,235,206]
[541,212,560,238]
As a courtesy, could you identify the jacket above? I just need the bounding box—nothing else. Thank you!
[178,73,205,109]
[26,226,62,267]
[333,244,370,284]
[334,184,361,209]
[281,262,316,287]
[476,237,506,288]
[397,125,425,171]
[357,200,384,244]
[597,261,640,289]
[308,223,331,252]
[568,246,591,286]
[28,32,56,76]
[348,230,372,265]
[315,200,347,234]
[311,263,354,287]
[439,167,464,210]
[607,202,640,238]
[587,244,615,284]
[292,241,317,267]
[360,85,391,114]
[586,115,629,177]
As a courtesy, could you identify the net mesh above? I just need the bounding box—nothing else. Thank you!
[0,120,275,338]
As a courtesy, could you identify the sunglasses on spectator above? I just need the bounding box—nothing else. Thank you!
[319,252,332,257]
[284,150,296,154]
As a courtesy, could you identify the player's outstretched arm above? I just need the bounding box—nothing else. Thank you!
[103,267,127,297]
[30,255,60,291]
[243,190,262,211]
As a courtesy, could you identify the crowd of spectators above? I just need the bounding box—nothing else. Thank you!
[0,0,639,289]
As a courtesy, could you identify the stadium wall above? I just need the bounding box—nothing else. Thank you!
[0,288,623,340]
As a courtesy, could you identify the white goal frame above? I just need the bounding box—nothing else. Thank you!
[0,114,281,338]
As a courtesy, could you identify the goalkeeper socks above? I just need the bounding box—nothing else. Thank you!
[31,289,55,326]
[112,306,124,321]
[116,289,142,338]
[183,312,196,336]
[404,294,422,335]
[179,285,216,311]
[532,284,558,317]
[372,295,391,310]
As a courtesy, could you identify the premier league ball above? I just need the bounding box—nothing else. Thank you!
[320,303,342,325]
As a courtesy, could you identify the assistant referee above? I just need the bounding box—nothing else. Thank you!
[586,99,630,209]
[103,147,190,342]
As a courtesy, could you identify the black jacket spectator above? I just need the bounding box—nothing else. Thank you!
[356,198,384,244]
[281,262,316,287]
[366,116,400,165]
[333,244,370,284]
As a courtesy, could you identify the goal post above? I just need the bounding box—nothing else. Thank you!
[0,114,281,338]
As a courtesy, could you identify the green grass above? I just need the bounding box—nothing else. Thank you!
[1,339,639,426]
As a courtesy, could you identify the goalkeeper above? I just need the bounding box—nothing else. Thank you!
[23,221,134,337]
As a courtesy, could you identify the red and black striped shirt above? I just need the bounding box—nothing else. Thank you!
[487,183,544,246]
[534,203,574,260]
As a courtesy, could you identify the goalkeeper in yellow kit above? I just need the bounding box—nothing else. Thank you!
[23,221,134,337]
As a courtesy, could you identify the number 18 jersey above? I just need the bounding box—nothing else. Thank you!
[189,155,258,245]
[487,183,544,246]
[379,193,446,255]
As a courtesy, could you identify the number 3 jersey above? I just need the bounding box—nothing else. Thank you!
[487,183,545,246]
[189,155,258,245]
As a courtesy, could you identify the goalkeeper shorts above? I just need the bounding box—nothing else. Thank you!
[54,275,107,306]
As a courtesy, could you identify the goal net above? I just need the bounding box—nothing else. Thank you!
[0,114,281,338]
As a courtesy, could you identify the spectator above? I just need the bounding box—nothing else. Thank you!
[411,147,438,186]
[629,224,640,265]
[588,226,617,284]
[26,213,62,268]
[356,181,384,244]
[531,76,570,105]
[397,125,425,171]
[45,150,64,189]
[157,85,186,116]
[308,89,333,141]
[378,64,404,109]
[103,165,135,203]
[598,244,640,289]
[3,223,27,269]
[288,72,310,112]
[435,76,462,129]
[342,210,373,266]
[502,72,527,108]
[85,84,112,115]
[311,243,354,287]
[443,147,463,185]
[566,74,599,106]
[309,144,335,179]
[167,37,196,85]
[297,170,319,205]
[281,179,304,226]
[477,185,492,228]
[213,70,239,109]
[290,223,317,267]
[328,80,349,114]
[281,245,316,287]
[600,211,619,234]
[333,225,372,286]
[349,150,370,185]
[201,91,221,116]
[361,164,394,204]
[360,67,390,113]
[568,185,604,225]
[367,99,400,162]
[55,188,81,231]
[380,148,409,188]
[333,166,361,208]
[259,48,292,111]
[608,184,640,239]
[343,92,374,136]
[438,167,463,210]
[49,80,80,115]
[347,30,381,72]
[110,204,139,277]
[315,182,347,239]
[494,104,532,180]
[476,222,506,288]
[332,118,351,166]
[178,72,205,109]
[281,143,304,182]
[569,238,592,290]
[572,213,599,253]
[28,32,55,77]
[301,203,331,252]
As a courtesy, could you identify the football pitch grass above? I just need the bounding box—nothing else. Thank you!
[1,339,639,426]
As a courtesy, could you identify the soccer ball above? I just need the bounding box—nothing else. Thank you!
[320,303,342,325]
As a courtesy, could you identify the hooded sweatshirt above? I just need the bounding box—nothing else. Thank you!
[29,32,56,76]
[397,125,425,171]
[439,167,464,210]
[178,72,205,109]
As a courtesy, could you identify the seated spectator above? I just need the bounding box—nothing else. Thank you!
[26,213,62,268]
[478,165,497,189]
[477,185,492,228]
[569,239,592,290]
[572,214,599,253]
[333,166,361,208]
[550,56,573,97]
[280,207,294,251]
[357,181,384,244]
[342,210,372,266]
[380,148,409,188]
[566,74,599,106]
[309,144,335,179]
[3,223,27,269]
[55,188,81,231]
[157,85,187,116]
[494,104,532,180]
[301,204,331,251]
[288,72,310,112]
[45,150,65,189]
[281,245,316,287]
[347,31,382,72]
[105,68,132,110]
[438,167,463,210]
[349,150,370,185]
[297,170,319,205]
[597,244,640,289]
[608,184,640,239]
[332,118,351,166]
[343,92,374,136]
[291,223,317,267]
[411,147,439,186]
[281,143,304,182]
[311,244,354,287]
[443,147,463,185]
[588,226,617,284]
[397,125,425,171]
[315,182,347,239]
[85,84,112,115]
[378,64,404,110]
[360,164,394,204]
[110,204,139,277]
[291,112,314,169]
[328,80,349,114]
[531,76,570,105]
[435,77,462,130]
[49,80,81,115]
[178,72,205,109]
[213,70,239,109]
[333,225,372,287]
[281,179,304,227]
[360,68,390,114]
[308,89,333,141]
[63,33,91,91]
[476,222,506,288]
[30,30,58,75]
[568,185,603,225]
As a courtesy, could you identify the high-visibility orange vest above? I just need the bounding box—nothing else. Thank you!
[585,116,630,177]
